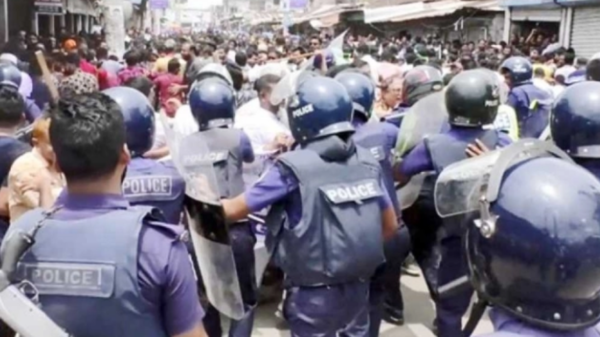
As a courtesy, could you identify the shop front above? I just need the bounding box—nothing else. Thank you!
[501,0,566,45]
[557,0,600,58]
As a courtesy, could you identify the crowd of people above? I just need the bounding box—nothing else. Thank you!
[0,24,599,337]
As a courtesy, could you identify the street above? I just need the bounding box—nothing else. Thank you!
[223,270,495,336]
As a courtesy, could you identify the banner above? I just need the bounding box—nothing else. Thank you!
[35,0,64,15]
[149,0,169,10]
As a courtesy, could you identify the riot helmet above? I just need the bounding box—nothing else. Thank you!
[445,69,500,127]
[551,81,600,158]
[435,140,600,331]
[189,77,236,131]
[334,70,375,121]
[103,86,155,158]
[287,75,354,143]
[471,148,600,330]
[401,65,443,106]
[194,63,234,88]
[500,56,533,87]
[0,62,22,89]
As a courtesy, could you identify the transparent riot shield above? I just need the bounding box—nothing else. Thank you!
[160,113,245,320]
[434,139,573,218]
[394,91,448,209]
[196,63,234,87]
[395,91,448,158]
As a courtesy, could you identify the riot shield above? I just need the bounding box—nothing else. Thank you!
[160,114,245,320]
[434,139,573,218]
[398,172,432,210]
[395,91,448,158]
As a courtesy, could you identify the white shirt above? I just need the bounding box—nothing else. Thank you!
[152,113,173,150]
[555,65,576,80]
[533,78,554,98]
[234,100,290,187]
[173,105,198,138]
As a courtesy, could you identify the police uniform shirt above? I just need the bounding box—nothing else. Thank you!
[398,129,513,177]
[352,119,399,158]
[46,192,205,335]
[476,309,600,336]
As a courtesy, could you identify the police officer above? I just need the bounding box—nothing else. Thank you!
[0,62,41,123]
[383,65,443,127]
[395,69,512,337]
[188,77,257,337]
[103,86,186,225]
[459,153,600,336]
[220,75,399,337]
[335,70,411,333]
[550,81,600,178]
[4,92,207,337]
[500,56,552,139]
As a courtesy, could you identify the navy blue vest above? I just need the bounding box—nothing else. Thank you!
[266,136,385,287]
[123,158,186,224]
[426,129,500,237]
[9,207,178,337]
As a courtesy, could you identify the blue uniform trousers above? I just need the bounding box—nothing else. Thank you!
[435,236,473,337]
[284,281,370,337]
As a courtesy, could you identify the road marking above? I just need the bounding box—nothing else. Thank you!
[407,323,437,337]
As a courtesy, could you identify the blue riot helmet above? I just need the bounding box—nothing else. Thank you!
[500,56,533,87]
[334,71,375,120]
[0,62,22,89]
[468,154,600,330]
[435,140,600,331]
[551,81,600,157]
[189,77,236,131]
[102,86,155,157]
[287,75,354,143]
[445,69,500,127]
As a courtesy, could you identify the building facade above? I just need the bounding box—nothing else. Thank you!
[502,0,600,57]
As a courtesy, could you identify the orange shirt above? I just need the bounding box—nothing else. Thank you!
[8,149,64,222]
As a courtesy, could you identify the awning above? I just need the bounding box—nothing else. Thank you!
[294,4,361,25]
[500,0,557,7]
[555,0,600,5]
[364,3,425,24]
[388,0,502,23]
[65,0,97,16]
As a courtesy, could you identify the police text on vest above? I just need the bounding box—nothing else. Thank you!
[123,176,173,197]
[322,179,382,204]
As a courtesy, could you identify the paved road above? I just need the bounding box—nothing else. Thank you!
[223,271,494,336]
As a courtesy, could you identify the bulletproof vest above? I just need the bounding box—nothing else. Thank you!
[426,129,499,174]
[514,84,552,139]
[123,158,186,224]
[426,129,499,237]
[266,136,385,287]
[198,128,245,198]
[352,122,401,215]
[11,207,173,337]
